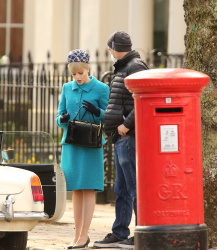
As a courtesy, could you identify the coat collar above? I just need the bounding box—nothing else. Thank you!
[71,76,96,92]
[113,50,141,72]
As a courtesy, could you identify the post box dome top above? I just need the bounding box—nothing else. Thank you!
[124,68,210,94]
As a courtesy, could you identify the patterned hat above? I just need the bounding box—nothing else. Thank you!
[67,49,90,63]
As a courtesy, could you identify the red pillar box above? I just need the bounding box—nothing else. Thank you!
[125,68,210,250]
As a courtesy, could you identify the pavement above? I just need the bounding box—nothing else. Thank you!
[27,200,135,250]
[26,199,217,250]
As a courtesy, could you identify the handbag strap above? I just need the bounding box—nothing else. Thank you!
[72,105,95,123]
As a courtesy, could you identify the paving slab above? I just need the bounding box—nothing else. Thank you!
[27,200,217,250]
[27,201,135,250]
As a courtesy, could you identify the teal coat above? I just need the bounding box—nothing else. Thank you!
[56,76,110,191]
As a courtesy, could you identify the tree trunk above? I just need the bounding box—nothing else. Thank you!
[183,0,217,246]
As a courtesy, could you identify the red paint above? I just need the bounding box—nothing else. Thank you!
[125,68,210,226]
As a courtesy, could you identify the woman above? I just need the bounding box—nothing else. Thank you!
[55,49,109,249]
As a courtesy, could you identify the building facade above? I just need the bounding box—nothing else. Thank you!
[0,0,186,64]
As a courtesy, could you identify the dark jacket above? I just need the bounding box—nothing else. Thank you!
[104,50,148,137]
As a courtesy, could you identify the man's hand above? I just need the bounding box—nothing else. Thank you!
[118,124,129,136]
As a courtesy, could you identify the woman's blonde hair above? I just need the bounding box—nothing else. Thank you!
[68,62,89,74]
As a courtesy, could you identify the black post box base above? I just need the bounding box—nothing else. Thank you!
[135,224,208,250]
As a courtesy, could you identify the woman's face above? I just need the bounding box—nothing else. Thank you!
[72,68,90,85]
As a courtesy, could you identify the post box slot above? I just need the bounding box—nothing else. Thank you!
[156,107,182,113]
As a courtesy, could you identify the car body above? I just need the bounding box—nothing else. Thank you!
[0,131,66,250]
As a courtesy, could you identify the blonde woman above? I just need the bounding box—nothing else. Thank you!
[56,49,109,249]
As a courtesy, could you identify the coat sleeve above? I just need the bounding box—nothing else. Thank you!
[55,84,68,129]
[123,61,148,129]
[94,83,110,124]
[123,109,135,130]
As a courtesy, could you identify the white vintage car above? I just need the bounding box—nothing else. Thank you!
[0,131,66,250]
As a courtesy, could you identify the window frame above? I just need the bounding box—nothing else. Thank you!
[0,0,24,62]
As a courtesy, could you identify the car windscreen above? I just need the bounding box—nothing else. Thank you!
[0,131,57,165]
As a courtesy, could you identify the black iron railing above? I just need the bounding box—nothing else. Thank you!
[0,51,183,202]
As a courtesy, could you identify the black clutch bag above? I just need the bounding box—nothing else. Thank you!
[65,106,102,148]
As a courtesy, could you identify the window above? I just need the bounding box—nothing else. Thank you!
[154,0,169,51]
[153,0,169,67]
[0,0,24,63]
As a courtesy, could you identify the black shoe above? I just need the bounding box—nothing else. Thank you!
[117,237,134,249]
[68,237,90,249]
[93,233,124,248]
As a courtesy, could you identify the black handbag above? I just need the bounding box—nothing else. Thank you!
[65,106,102,148]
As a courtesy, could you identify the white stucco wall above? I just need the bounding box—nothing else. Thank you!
[51,0,72,62]
[78,0,154,63]
[79,0,130,62]
[168,0,186,54]
[79,0,101,61]
[24,0,53,63]
[128,0,153,61]
[23,0,186,64]
[23,0,72,63]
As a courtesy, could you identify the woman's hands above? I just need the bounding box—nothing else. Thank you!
[60,113,70,123]
[60,100,100,124]
[82,100,100,117]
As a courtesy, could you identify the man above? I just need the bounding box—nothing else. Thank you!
[93,31,148,249]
